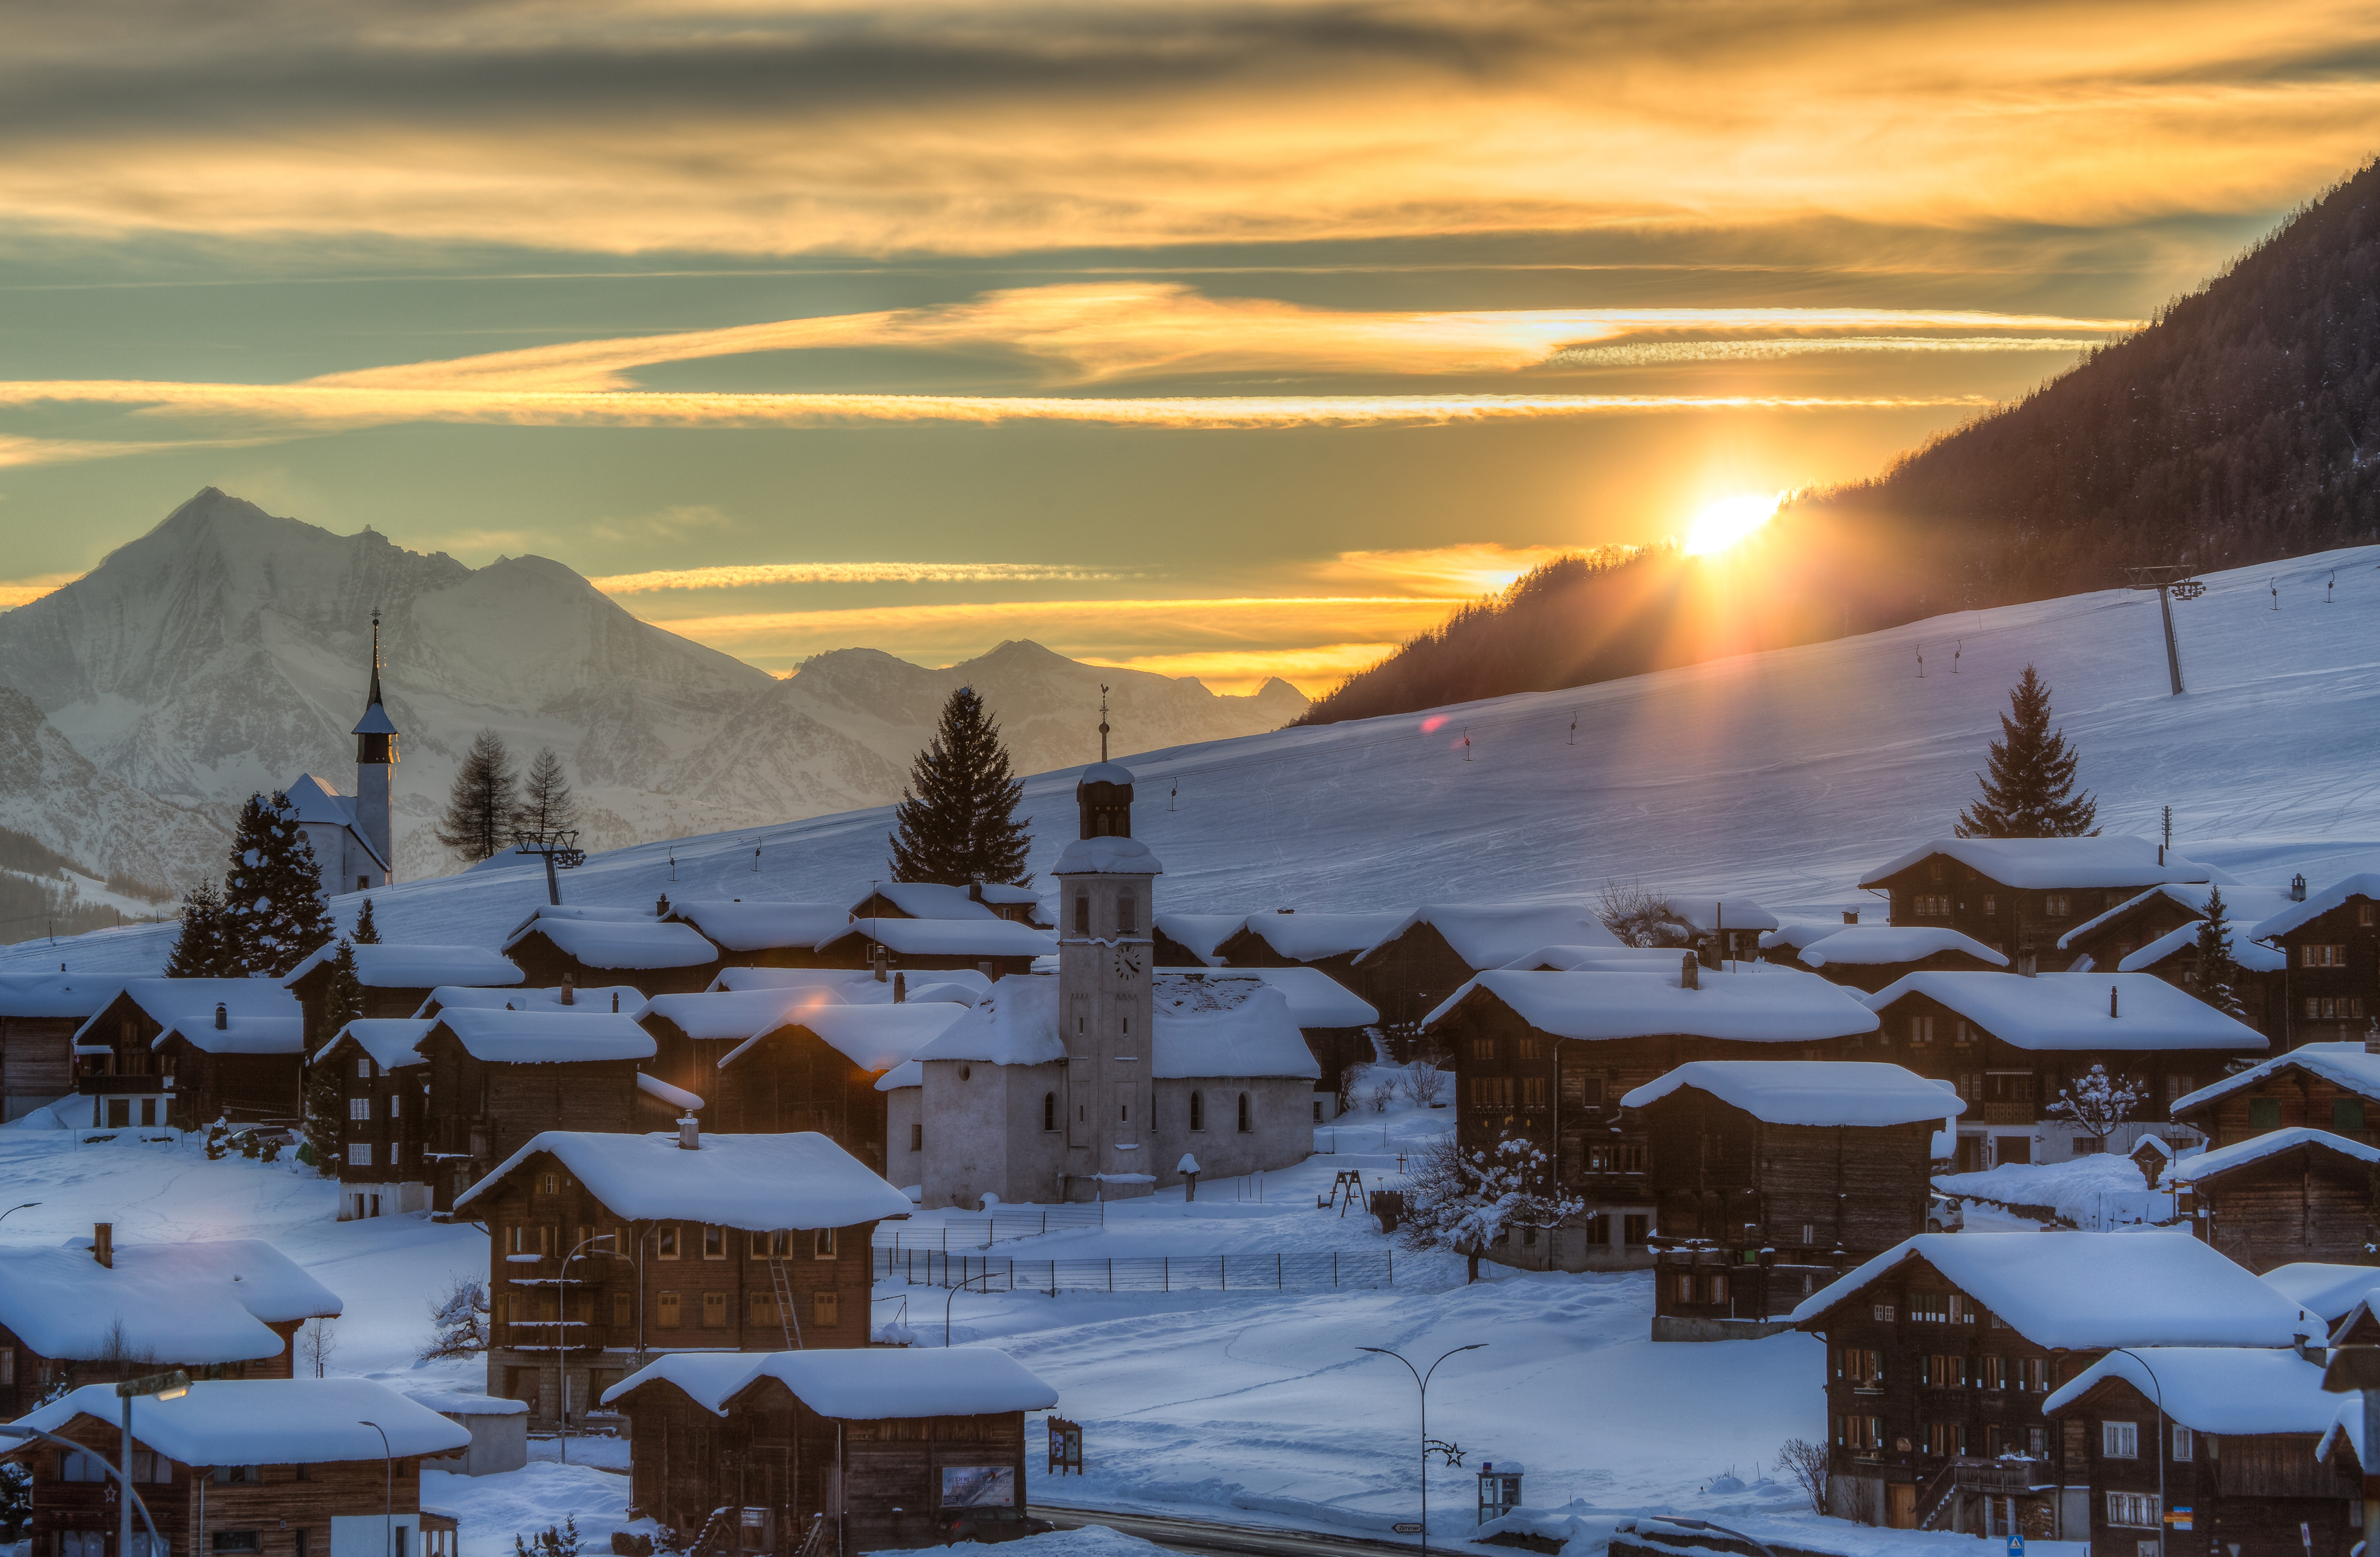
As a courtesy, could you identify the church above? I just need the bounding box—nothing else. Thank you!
[880,760,1319,1206]
[283,612,399,894]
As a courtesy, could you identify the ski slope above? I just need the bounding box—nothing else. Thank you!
[16,543,2380,972]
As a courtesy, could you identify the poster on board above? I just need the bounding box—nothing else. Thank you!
[940,1467,1017,1507]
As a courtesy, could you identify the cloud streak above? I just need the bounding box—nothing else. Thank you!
[590,560,1140,594]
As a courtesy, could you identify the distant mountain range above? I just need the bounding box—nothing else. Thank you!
[0,489,1305,891]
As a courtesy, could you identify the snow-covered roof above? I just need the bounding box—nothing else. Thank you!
[975,883,1042,907]
[1052,836,1163,876]
[1234,966,1377,1028]
[2252,873,2380,942]
[81,978,299,1046]
[1236,910,1408,963]
[1860,836,2213,892]
[18,1378,465,1464]
[1799,927,2009,969]
[638,1072,704,1111]
[1153,913,1247,965]
[1151,977,1319,1080]
[1497,946,1686,972]
[666,900,853,951]
[1081,762,1137,786]
[1862,972,2266,1052]
[2263,1263,2380,1322]
[283,942,524,991]
[1791,1231,2314,1348]
[153,989,306,1057]
[454,1129,913,1229]
[0,973,121,1020]
[2043,1347,2334,1435]
[2164,1127,2380,1186]
[1667,900,1782,934]
[414,984,647,1019]
[820,918,1055,959]
[2169,1042,2380,1115]
[643,987,847,1042]
[2118,921,2287,974]
[428,1008,656,1063]
[280,774,390,872]
[503,917,718,970]
[2053,883,2296,951]
[709,966,993,999]
[318,1018,432,1071]
[874,1059,922,1091]
[1423,967,1879,1042]
[403,1388,530,1418]
[1761,923,1850,953]
[0,1239,341,1364]
[505,904,653,938]
[719,1002,968,1074]
[603,1345,1057,1419]
[850,883,998,921]
[1621,1061,1962,1127]
[1358,904,1622,970]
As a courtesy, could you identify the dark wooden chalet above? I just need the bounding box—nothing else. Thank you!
[1239,967,1380,1120]
[417,1007,658,1210]
[1421,964,1878,1272]
[2169,1045,2380,1150]
[1620,1061,1956,1337]
[848,881,1044,927]
[1858,837,2211,963]
[501,909,722,997]
[1860,972,2266,1171]
[282,942,522,1053]
[311,1019,435,1220]
[71,979,306,1132]
[452,1125,914,1430]
[1793,1231,2308,1537]
[1668,899,1781,969]
[2056,885,2227,974]
[3,1377,466,1557]
[2250,875,2380,1048]
[662,898,850,970]
[2110,921,2287,1044]
[1352,905,1620,1032]
[1208,911,1404,987]
[2165,1129,2380,1273]
[2043,1350,2357,1557]
[608,1347,1057,1554]
[0,974,116,1126]
[1782,927,2010,994]
[809,917,1050,978]
[1153,912,1249,968]
[0,1227,341,1418]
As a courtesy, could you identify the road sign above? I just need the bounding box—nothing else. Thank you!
[2007,1534,2023,1557]
[1394,1524,1425,1535]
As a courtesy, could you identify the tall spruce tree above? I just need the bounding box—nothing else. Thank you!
[301,937,363,1174]
[435,730,522,863]
[2192,885,2248,1018]
[352,896,381,944]
[1955,666,2098,838]
[222,791,338,978]
[163,879,238,978]
[886,686,1032,886]
[517,748,581,835]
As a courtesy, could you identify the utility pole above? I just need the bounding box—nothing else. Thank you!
[2122,566,2205,696]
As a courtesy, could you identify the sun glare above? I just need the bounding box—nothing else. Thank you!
[1682,492,1782,556]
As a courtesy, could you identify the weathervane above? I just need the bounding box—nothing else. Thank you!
[1098,684,1110,763]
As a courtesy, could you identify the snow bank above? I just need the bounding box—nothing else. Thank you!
[1862,972,2265,1052]
[2263,1262,2380,1322]
[637,1072,704,1111]
[710,965,993,999]
[721,1002,968,1073]
[1238,911,1408,963]
[1860,837,2212,892]
[645,988,844,1041]
[404,1388,531,1416]
[852,883,999,921]
[1152,978,1319,1080]
[915,976,1066,1067]
[1427,969,1877,1042]
[1669,900,1782,934]
[1797,928,2006,969]
[0,1237,341,1363]
[20,1378,467,1463]
[1501,946,1686,972]
[1622,1063,1960,1127]
[0,972,120,1019]
[1153,914,1245,964]
[456,1129,914,1229]
[85,978,300,1049]
[2041,1346,2334,1434]
[604,1345,1056,1419]
[1932,1155,2169,1229]
[665,899,849,951]
[433,1008,655,1063]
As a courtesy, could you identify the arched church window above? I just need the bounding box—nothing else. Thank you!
[1189,1093,1204,1131]
[1237,1093,1251,1133]
[1042,1093,1057,1132]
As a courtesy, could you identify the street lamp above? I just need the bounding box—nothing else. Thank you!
[947,1271,1002,1348]
[2104,1348,2169,1557]
[1356,1344,1486,1556]
[557,1232,617,1464]
[359,1420,394,1557]
[112,1369,188,1557]
[0,1202,39,1230]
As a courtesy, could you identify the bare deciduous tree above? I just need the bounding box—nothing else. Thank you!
[1780,1437,1831,1516]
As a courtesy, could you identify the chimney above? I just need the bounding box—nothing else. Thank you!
[969,878,984,904]
[656,893,672,917]
[894,972,906,1004]
[2157,844,2165,866]
[2292,873,2309,902]
[92,1223,112,1269]
[214,1002,227,1031]
[2016,944,2037,978]
[2111,985,2120,1019]
[677,1114,700,1150]
[1842,910,1859,925]
[560,976,575,1007]
[1680,951,1699,991]
[611,991,619,1014]
[872,944,888,983]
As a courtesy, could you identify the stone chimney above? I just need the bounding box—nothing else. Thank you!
[560,976,575,1007]
[92,1223,112,1268]
[1842,910,1860,925]
[611,991,619,1014]
[656,893,672,917]
[2016,944,2038,978]
[214,1002,227,1030]
[2293,873,2309,902]
[969,878,985,904]
[677,1114,700,1150]
[894,972,906,1004]
[2111,985,2121,1019]
[1680,951,1699,991]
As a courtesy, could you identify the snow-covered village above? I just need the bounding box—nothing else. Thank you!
[5,16,2380,1557]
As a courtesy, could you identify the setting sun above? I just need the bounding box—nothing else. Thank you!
[1682,492,1783,555]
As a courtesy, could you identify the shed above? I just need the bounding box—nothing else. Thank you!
[2163,1127,2380,1272]
[403,1387,531,1475]
[0,973,118,1125]
[502,918,721,997]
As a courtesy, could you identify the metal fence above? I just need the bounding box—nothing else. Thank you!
[872,1203,1108,1252]
[872,1247,1393,1293]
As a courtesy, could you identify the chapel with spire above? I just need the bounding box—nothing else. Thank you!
[281,611,398,894]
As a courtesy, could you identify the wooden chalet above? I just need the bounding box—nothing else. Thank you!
[0,1228,341,1418]
[809,917,1051,978]
[2260,1264,2380,1348]
[452,1125,914,1430]
[1779,927,2010,994]
[416,1008,660,1210]
[2250,874,2380,1048]
[1208,911,1404,985]
[282,942,522,1053]
[1152,912,1249,968]
[0,973,116,1125]
[414,983,647,1020]
[662,898,850,970]
[2111,921,2287,1042]
[1667,899,1782,969]
[1859,972,2266,1171]
[1353,905,1622,1033]
[311,1019,435,1220]
[3,1378,466,1557]
[1858,837,2211,964]
[1236,967,1379,1120]
[71,979,305,1131]
[2169,1043,2380,1150]
[501,908,722,997]
[2054,884,2290,975]
[1620,1062,1958,1337]
[849,881,1045,928]
[1791,1231,2310,1536]
[1421,963,1880,1272]
[2043,1349,2358,1557]
[607,1347,1056,1554]
[2164,1129,2380,1273]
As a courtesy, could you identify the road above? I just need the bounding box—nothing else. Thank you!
[1036,1503,1459,1557]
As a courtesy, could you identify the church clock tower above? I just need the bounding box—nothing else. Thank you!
[352,609,400,879]
[1053,700,1161,1201]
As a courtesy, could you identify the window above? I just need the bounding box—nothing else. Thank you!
[1924,1422,1963,1456]
[2102,1420,2139,1458]
[1520,1078,1548,1107]
[356,1058,372,1078]
[658,1226,680,1259]
[2309,996,2369,1021]
[1909,1014,1936,1044]
[1588,1142,1646,1174]
[1189,1092,1205,1131]
[813,1290,840,1327]
[386,1093,399,1118]
[1622,1213,1650,1245]
[1672,1272,1696,1304]
[1978,1355,2007,1390]
[2248,1097,2281,1130]
[2171,1424,2192,1462]
[211,1466,262,1485]
[1839,1347,1883,1386]
[911,1121,923,1152]
[2021,1357,2049,1392]
[61,1450,107,1482]
[2027,1426,2047,1458]
[702,1290,728,1327]
[2105,1492,2159,1528]
[1074,896,1089,936]
[2044,893,2071,919]
[348,1097,371,1122]
[750,1292,779,1326]
[656,1290,681,1328]
[2305,944,2349,968]
[612,1291,631,1327]
[1514,1038,1542,1060]
[1579,1076,1606,1107]
[1801,1225,1816,1246]
[2338,1098,2368,1131]
[2363,904,2377,927]
[750,1230,791,1259]
[1469,1077,1514,1107]
[1983,894,1997,917]
[1116,893,1136,936]
[347,1143,373,1166]
[214,1535,263,1553]
[1238,1093,1251,1132]
[1469,1038,1495,1061]
[1922,1354,1965,1387]
[0,1350,12,1386]
[1840,1415,1883,1452]
[1907,1290,1952,1323]
[814,1228,838,1260]
[539,1173,558,1195]
[1911,894,1952,917]
[702,1226,725,1259]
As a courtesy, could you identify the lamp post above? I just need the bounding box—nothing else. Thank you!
[2104,1348,2168,1557]
[557,1232,617,1464]
[105,1370,188,1557]
[947,1270,1001,1348]
[359,1420,394,1557]
[1355,1344,1486,1556]
[0,1202,38,1230]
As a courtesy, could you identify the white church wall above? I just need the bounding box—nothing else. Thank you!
[885,1085,923,1192]
[919,1055,1067,1210]
[1152,1075,1311,1186]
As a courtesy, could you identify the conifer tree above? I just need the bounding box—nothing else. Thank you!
[887,686,1032,885]
[301,937,363,1174]
[2192,885,2248,1018]
[163,879,237,978]
[222,791,337,978]
[517,748,580,836]
[352,896,381,944]
[436,730,522,863]
[1955,666,2098,838]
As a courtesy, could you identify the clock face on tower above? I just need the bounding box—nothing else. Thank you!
[1111,945,1142,980]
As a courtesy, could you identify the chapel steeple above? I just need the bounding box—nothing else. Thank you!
[351,609,399,880]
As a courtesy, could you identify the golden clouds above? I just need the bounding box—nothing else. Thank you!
[590,561,1138,594]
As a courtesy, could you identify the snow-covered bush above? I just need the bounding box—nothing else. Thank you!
[1397,1133,1582,1281]
[516,1517,581,1557]
[1596,879,1691,947]
[2047,1064,2143,1148]
[1399,1062,1448,1108]
[203,1118,231,1161]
